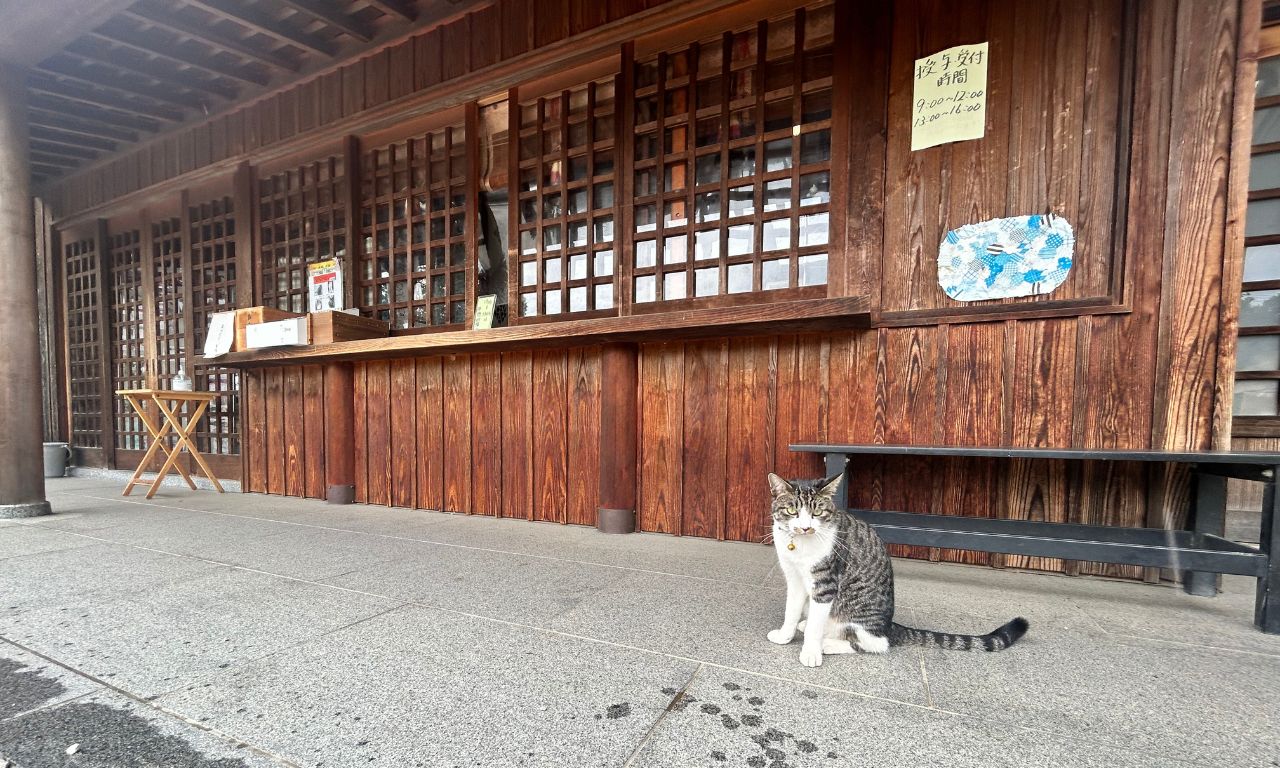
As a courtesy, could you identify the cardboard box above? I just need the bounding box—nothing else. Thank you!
[309,310,389,344]
[233,307,303,351]
[244,316,311,348]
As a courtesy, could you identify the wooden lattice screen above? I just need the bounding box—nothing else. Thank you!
[150,217,187,388]
[514,78,618,319]
[63,235,104,449]
[258,156,348,314]
[189,196,241,455]
[105,228,146,451]
[629,3,833,306]
[360,123,470,329]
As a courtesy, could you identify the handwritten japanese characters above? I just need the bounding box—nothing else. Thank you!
[911,42,989,151]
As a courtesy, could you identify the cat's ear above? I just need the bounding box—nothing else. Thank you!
[817,472,844,498]
[767,472,793,497]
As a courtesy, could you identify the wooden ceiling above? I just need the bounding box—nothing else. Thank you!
[23,0,469,185]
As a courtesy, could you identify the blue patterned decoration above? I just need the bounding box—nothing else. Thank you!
[937,214,1075,302]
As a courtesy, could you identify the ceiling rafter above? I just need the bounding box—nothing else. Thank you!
[64,40,240,99]
[181,0,340,57]
[26,73,185,122]
[88,26,270,87]
[28,127,118,153]
[28,109,141,143]
[275,0,375,41]
[122,4,300,72]
[36,56,209,111]
[30,139,100,160]
[29,152,82,168]
[364,0,418,21]
[28,94,163,133]
[31,163,65,178]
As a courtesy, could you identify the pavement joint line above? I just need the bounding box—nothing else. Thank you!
[48,491,784,592]
[1,688,99,725]
[620,663,703,768]
[917,647,934,708]
[0,636,302,768]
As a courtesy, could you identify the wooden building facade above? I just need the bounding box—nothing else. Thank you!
[29,0,1261,577]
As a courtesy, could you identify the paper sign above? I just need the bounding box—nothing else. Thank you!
[911,42,989,151]
[307,259,344,312]
[202,311,235,358]
[473,295,497,330]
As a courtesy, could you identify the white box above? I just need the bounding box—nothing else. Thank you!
[244,317,310,348]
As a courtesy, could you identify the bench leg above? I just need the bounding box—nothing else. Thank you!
[1256,479,1280,634]
[825,453,849,512]
[1183,471,1227,597]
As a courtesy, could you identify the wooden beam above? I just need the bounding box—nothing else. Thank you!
[89,26,270,86]
[28,126,118,153]
[28,109,139,143]
[29,139,100,160]
[29,152,80,169]
[36,57,210,111]
[26,74,185,122]
[276,0,375,42]
[64,40,240,99]
[123,5,300,72]
[364,0,418,21]
[182,0,340,57]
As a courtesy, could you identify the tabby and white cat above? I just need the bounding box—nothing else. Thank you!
[766,472,1028,667]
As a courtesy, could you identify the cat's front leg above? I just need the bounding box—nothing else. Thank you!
[799,600,832,667]
[767,573,806,645]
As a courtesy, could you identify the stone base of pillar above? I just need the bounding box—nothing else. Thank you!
[0,501,52,519]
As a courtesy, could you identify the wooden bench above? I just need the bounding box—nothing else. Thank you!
[790,444,1280,634]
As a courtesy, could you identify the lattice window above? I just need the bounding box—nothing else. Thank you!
[630,4,833,305]
[151,217,186,386]
[189,196,240,455]
[360,124,469,329]
[64,237,103,449]
[514,78,618,318]
[105,229,146,450]
[259,156,348,314]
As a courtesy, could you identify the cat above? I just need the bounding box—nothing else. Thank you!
[766,472,1029,667]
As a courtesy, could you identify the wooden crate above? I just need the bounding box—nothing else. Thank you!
[309,310,389,344]
[233,307,302,351]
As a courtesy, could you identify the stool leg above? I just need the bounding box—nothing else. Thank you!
[1256,478,1280,634]
[1183,471,1226,597]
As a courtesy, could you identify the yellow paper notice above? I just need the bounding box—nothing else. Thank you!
[911,42,989,151]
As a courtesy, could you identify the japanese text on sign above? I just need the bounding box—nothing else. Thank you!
[911,42,989,151]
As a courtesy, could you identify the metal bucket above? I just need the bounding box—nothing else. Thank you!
[43,442,71,478]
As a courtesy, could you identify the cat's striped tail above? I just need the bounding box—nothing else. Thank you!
[889,617,1029,652]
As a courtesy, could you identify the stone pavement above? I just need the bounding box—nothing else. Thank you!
[1,476,1277,768]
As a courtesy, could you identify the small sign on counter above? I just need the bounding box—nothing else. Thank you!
[911,42,989,151]
[307,258,344,312]
[473,295,497,330]
[202,311,235,358]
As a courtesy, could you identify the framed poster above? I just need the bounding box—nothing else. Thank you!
[307,259,344,312]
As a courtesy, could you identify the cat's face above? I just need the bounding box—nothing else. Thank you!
[767,473,843,537]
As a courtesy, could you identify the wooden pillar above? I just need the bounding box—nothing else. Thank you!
[597,343,637,533]
[324,361,356,504]
[0,63,51,518]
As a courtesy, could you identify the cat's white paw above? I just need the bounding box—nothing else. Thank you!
[821,638,856,655]
[797,619,807,632]
[799,646,824,667]
[767,628,795,645]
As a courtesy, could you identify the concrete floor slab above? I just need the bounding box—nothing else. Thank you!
[0,524,95,561]
[629,667,1177,768]
[157,604,699,768]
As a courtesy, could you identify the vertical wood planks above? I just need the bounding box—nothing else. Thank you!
[532,350,568,523]
[244,368,266,493]
[725,338,775,542]
[416,357,445,511]
[443,356,472,514]
[566,347,601,527]
[471,353,502,517]
[682,340,728,539]
[353,362,367,503]
[501,351,534,519]
[283,366,305,497]
[638,342,683,534]
[390,360,417,508]
[265,367,284,495]
[365,361,392,506]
